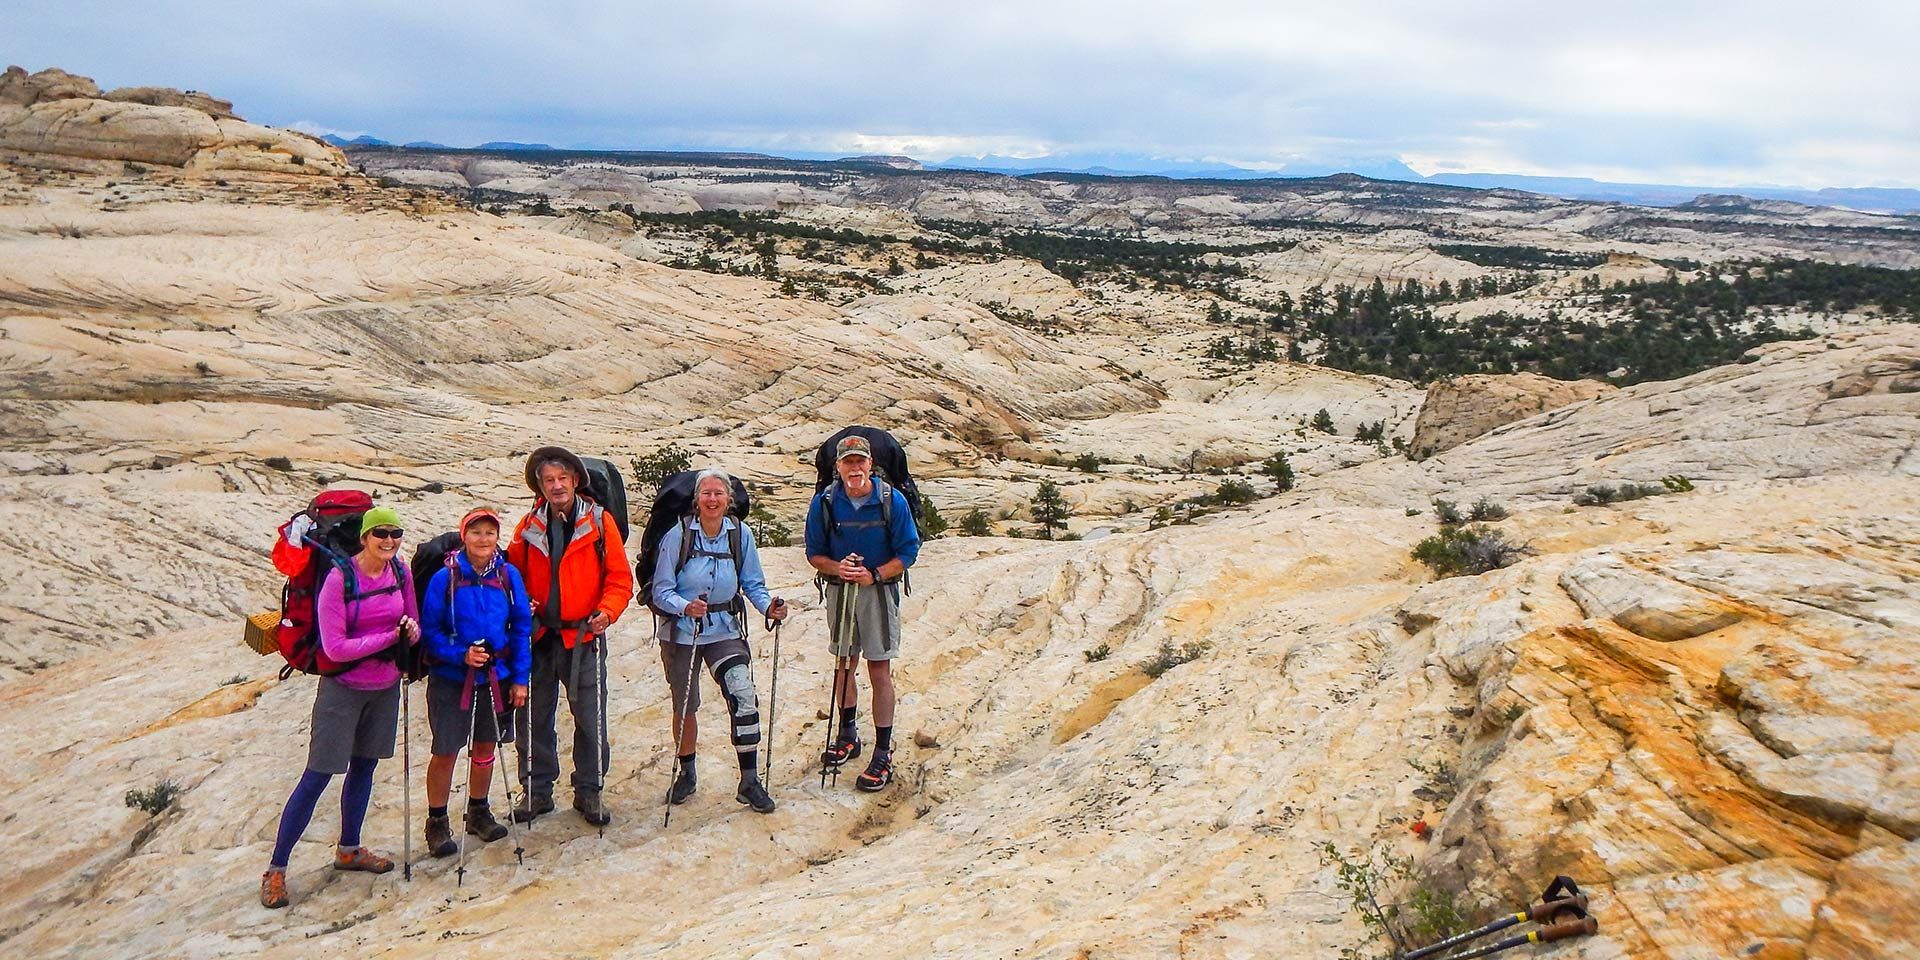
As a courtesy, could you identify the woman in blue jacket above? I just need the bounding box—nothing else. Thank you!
[419,506,533,857]
[652,468,788,813]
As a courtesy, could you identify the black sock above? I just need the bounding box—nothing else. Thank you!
[678,752,696,773]
[468,797,489,810]
[738,751,757,773]
[839,706,857,733]
[429,805,447,819]
[875,725,893,753]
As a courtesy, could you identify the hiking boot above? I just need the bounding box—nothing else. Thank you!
[856,750,894,793]
[574,788,611,827]
[465,805,509,843]
[669,765,697,805]
[736,776,776,814]
[333,846,394,874]
[513,788,554,824]
[425,814,457,858]
[822,731,862,768]
[259,868,289,909]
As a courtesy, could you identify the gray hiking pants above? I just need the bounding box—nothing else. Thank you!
[527,633,609,793]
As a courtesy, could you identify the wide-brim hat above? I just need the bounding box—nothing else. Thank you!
[524,446,589,493]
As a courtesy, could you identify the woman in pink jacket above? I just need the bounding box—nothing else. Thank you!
[261,506,420,909]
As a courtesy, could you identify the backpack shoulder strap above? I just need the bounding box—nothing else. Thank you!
[875,478,895,550]
[590,505,607,569]
[728,522,745,582]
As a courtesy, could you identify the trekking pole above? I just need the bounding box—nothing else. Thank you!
[1424,917,1598,960]
[516,702,532,835]
[822,583,858,788]
[664,602,705,828]
[494,699,525,866]
[1400,896,1590,960]
[401,677,413,882]
[762,604,783,784]
[456,645,485,888]
[591,625,609,839]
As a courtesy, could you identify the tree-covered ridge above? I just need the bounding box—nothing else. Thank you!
[1303,260,1920,384]
[1432,244,1608,270]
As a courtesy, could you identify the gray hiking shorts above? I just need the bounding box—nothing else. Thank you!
[659,636,751,716]
[307,676,400,775]
[823,581,901,661]
[426,674,515,756]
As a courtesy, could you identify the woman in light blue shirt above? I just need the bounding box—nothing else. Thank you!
[652,468,788,813]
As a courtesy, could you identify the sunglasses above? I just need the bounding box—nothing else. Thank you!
[367,528,405,540]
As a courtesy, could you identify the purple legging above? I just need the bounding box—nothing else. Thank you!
[269,756,378,868]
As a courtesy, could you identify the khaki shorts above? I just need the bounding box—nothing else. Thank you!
[824,581,901,661]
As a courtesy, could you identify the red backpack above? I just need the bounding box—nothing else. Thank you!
[272,490,401,679]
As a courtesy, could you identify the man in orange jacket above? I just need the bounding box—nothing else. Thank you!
[507,446,633,826]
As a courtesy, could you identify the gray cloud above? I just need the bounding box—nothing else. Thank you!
[10,0,1917,186]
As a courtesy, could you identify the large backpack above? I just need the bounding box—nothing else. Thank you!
[411,532,510,668]
[271,490,417,680]
[580,456,631,542]
[634,469,751,618]
[813,425,922,521]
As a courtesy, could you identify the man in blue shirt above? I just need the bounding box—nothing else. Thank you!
[804,434,921,791]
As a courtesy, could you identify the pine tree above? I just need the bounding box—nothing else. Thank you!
[1030,480,1070,538]
[1311,408,1336,434]
[1260,452,1296,492]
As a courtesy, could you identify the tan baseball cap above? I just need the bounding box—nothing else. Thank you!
[835,435,873,461]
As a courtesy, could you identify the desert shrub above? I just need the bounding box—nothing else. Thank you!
[1355,420,1386,442]
[1260,452,1296,492]
[1214,478,1259,505]
[125,779,182,815]
[1141,640,1211,678]
[1072,452,1104,473]
[1430,498,1465,526]
[1312,408,1336,434]
[1412,525,1529,577]
[1467,497,1508,521]
[747,502,792,547]
[1660,475,1695,492]
[264,456,293,471]
[630,443,693,492]
[1319,842,1473,960]
[1573,482,1667,506]
[958,508,992,537]
[918,495,949,539]
[1084,643,1112,663]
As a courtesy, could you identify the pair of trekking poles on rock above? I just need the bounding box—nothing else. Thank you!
[399,634,606,883]
[1397,877,1598,960]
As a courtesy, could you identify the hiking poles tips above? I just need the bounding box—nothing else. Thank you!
[495,702,525,866]
[762,608,782,785]
[665,605,705,828]
[401,677,413,882]
[456,645,485,888]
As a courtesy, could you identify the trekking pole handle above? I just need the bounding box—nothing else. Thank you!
[1539,916,1598,943]
[1527,895,1589,924]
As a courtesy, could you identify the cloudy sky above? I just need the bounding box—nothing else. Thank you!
[11,0,1917,187]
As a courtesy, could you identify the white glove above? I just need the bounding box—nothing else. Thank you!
[286,514,316,547]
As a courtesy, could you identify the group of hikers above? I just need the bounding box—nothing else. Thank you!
[259,430,921,909]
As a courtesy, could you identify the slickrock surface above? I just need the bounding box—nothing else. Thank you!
[1412,373,1618,459]
[2,145,1918,958]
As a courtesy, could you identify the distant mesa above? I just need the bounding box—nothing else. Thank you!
[476,140,555,151]
[0,65,347,177]
[320,133,392,148]
[838,154,924,170]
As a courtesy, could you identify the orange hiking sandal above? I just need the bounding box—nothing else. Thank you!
[260,869,289,909]
[333,846,394,874]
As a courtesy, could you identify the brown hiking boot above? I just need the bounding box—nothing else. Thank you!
[425,815,456,858]
[259,868,289,909]
[465,804,509,842]
[333,846,394,874]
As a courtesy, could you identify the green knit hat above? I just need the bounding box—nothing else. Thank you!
[359,506,404,536]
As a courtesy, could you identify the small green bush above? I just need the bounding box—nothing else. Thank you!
[1660,475,1695,492]
[1072,452,1104,473]
[958,508,992,537]
[125,779,182,815]
[1311,408,1336,434]
[1574,482,1667,506]
[748,502,792,547]
[1430,498,1465,526]
[1260,452,1296,492]
[1084,643,1112,663]
[631,443,693,492]
[1468,497,1508,521]
[1141,640,1211,678]
[1413,524,1529,578]
[1214,478,1259,505]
